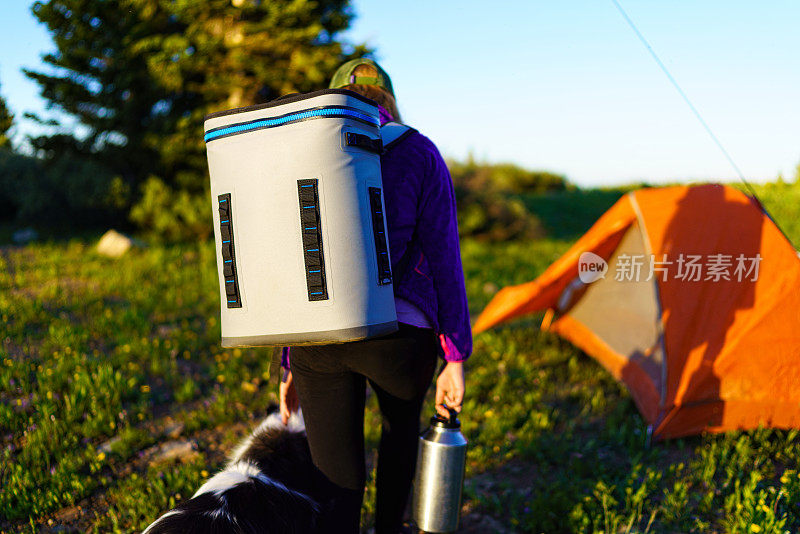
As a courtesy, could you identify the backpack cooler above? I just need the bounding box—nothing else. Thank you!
[204,89,412,347]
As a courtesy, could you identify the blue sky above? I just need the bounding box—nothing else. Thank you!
[1,1,799,186]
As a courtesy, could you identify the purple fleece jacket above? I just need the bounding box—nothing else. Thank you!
[282,112,472,367]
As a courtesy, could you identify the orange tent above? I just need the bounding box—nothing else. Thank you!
[473,184,800,440]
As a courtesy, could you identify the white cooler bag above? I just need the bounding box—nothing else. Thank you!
[204,89,408,347]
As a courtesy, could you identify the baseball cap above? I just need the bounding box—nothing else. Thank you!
[329,58,395,98]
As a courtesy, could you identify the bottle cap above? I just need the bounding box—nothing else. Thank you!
[431,406,461,429]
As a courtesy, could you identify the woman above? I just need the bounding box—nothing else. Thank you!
[279,58,471,534]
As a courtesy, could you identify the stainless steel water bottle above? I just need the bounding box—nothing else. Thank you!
[412,408,468,533]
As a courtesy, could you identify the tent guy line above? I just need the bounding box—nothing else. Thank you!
[609,0,797,249]
[610,0,750,191]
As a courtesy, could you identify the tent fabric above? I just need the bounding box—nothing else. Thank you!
[558,222,666,424]
[473,184,800,439]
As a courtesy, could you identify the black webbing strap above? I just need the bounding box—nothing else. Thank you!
[392,227,418,285]
[380,121,418,282]
[345,131,383,154]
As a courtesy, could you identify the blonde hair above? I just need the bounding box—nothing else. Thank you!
[343,64,402,122]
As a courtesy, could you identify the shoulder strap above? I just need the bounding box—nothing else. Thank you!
[381,122,417,152]
[379,122,418,282]
[392,231,417,285]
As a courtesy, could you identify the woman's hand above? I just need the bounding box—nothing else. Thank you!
[435,361,465,418]
[279,369,299,425]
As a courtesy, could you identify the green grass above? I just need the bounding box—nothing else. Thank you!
[2,180,800,533]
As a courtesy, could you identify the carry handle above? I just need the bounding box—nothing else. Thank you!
[432,405,461,428]
[344,131,383,154]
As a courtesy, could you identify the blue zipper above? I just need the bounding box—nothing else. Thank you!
[205,106,379,143]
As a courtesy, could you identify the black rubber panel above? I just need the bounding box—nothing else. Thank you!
[368,187,393,285]
[297,179,329,301]
[218,193,242,308]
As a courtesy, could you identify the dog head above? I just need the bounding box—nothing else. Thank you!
[142,409,323,534]
[142,460,320,533]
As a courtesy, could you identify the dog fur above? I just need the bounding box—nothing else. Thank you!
[142,407,327,533]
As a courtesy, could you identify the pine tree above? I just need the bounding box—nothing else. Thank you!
[26,0,367,234]
[0,85,13,149]
[26,1,169,188]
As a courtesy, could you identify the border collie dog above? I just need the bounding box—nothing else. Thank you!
[143,407,327,533]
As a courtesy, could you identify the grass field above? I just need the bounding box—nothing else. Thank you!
[2,180,800,533]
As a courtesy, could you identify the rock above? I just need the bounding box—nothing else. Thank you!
[149,439,197,465]
[53,505,81,522]
[96,229,138,258]
[98,435,123,454]
[156,324,179,337]
[12,227,38,244]
[162,421,185,439]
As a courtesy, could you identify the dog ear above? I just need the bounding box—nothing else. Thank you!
[265,402,280,416]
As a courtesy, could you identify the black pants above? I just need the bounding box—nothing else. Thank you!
[289,324,438,534]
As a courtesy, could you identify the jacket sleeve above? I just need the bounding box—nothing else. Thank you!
[416,139,472,361]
